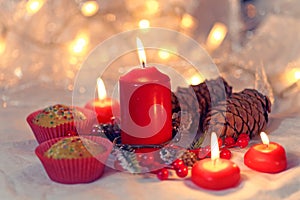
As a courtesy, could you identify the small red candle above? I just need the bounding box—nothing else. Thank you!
[85,78,119,123]
[244,132,287,173]
[119,38,172,151]
[192,132,241,190]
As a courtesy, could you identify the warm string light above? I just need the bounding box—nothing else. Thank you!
[0,34,6,55]
[26,0,45,15]
[81,0,99,17]
[158,49,170,60]
[280,66,300,97]
[139,19,150,29]
[145,0,159,15]
[69,32,89,55]
[189,74,204,85]
[180,14,195,29]
[206,22,228,52]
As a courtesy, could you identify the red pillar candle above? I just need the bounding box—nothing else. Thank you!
[85,78,119,124]
[119,38,172,150]
[192,133,241,190]
[244,132,287,173]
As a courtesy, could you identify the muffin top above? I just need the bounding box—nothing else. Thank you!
[33,104,86,128]
[44,136,106,159]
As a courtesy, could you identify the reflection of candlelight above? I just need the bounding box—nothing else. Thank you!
[206,22,228,53]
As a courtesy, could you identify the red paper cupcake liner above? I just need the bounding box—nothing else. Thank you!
[35,136,113,184]
[27,107,97,144]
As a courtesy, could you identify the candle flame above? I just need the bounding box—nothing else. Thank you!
[260,132,270,146]
[136,37,146,68]
[97,78,107,100]
[211,132,220,162]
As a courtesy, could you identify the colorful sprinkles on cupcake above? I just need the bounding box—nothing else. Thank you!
[33,104,87,128]
[44,136,106,159]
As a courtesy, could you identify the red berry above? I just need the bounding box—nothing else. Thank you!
[224,137,235,147]
[239,133,250,141]
[218,138,223,147]
[138,154,155,167]
[172,159,185,170]
[157,168,169,181]
[176,166,188,178]
[220,148,232,159]
[236,137,249,148]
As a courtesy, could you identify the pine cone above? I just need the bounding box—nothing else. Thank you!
[172,77,233,133]
[181,151,198,167]
[203,89,272,140]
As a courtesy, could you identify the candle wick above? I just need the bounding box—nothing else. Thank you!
[212,158,217,166]
[142,61,145,68]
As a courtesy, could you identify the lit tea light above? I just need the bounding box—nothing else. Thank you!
[81,0,99,17]
[206,22,228,52]
[139,19,150,29]
[85,78,119,123]
[192,132,241,190]
[244,132,287,173]
[26,0,44,15]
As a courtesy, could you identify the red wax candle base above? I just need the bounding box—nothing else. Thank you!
[85,98,119,124]
[244,142,287,173]
[192,158,241,190]
[119,67,172,153]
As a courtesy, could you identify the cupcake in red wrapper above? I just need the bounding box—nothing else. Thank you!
[27,104,97,144]
[35,136,113,184]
